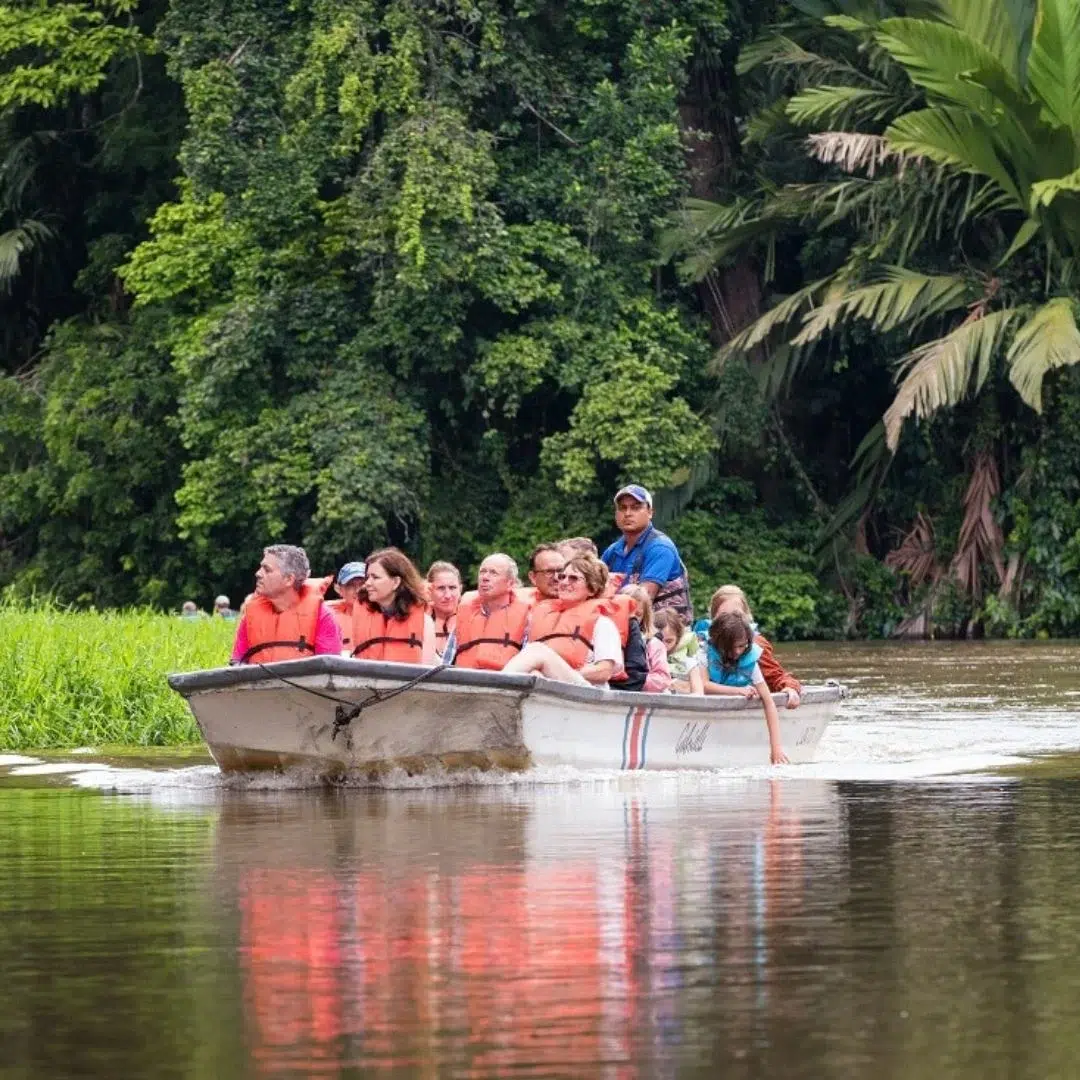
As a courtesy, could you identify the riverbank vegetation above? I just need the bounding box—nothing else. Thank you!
[0,607,231,748]
[0,0,1078,640]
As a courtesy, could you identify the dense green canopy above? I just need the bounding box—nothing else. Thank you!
[1,0,1079,639]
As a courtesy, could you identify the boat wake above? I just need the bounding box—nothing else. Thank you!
[2,690,1077,798]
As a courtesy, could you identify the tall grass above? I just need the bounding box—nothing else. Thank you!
[0,606,234,748]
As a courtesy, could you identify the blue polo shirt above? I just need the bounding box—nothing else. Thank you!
[601,524,684,586]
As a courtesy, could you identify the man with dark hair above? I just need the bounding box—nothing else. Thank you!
[601,485,692,619]
[527,543,565,602]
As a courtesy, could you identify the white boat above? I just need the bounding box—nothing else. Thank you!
[167,656,843,776]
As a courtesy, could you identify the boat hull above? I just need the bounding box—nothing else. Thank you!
[168,657,841,776]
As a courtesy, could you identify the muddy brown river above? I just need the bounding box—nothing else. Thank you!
[2,642,1079,1078]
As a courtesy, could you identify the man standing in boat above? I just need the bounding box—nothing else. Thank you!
[601,485,693,620]
[230,545,342,664]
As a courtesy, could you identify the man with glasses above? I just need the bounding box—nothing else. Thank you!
[524,543,565,604]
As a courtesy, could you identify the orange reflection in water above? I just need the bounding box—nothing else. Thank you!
[236,784,814,1076]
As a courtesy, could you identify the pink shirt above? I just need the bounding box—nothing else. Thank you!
[643,636,672,693]
[230,603,343,663]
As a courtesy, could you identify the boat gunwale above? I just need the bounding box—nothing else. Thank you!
[168,656,843,714]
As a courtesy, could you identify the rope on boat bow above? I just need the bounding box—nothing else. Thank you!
[255,660,450,744]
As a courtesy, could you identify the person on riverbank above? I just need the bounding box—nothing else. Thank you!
[707,611,788,764]
[230,545,342,664]
[426,561,463,659]
[600,485,692,620]
[213,595,238,620]
[502,554,623,687]
[352,548,436,663]
[325,562,366,655]
[522,543,565,606]
[709,585,802,708]
[655,609,704,694]
[454,553,530,670]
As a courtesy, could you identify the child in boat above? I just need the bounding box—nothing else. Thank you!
[655,609,704,694]
[708,584,802,708]
[625,586,671,693]
[707,611,788,765]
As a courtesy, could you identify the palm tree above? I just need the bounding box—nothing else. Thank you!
[700,0,1080,447]
[664,0,1080,616]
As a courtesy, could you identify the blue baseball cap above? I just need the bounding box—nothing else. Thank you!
[614,484,653,508]
[336,561,367,584]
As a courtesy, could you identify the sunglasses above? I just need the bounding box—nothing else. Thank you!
[557,572,586,583]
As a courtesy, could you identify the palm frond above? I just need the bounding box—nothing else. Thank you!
[885,107,1025,208]
[883,306,1019,448]
[806,131,900,175]
[0,219,54,291]
[951,449,1005,597]
[791,268,971,346]
[1026,0,1080,138]
[884,511,941,588]
[1029,164,1080,209]
[787,85,903,127]
[715,277,832,364]
[874,16,1021,115]
[737,34,859,80]
[659,198,784,283]
[935,0,1035,81]
[744,98,793,146]
[1006,296,1080,411]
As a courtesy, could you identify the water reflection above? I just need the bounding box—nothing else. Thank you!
[5,771,1080,1077]
[220,781,845,1076]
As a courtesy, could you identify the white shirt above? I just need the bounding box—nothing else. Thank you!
[588,615,623,672]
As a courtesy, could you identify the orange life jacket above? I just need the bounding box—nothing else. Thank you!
[454,594,530,670]
[528,599,606,670]
[599,593,634,647]
[241,587,323,664]
[324,599,353,651]
[351,603,427,663]
[305,575,334,597]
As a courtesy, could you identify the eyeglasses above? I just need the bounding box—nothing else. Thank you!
[557,572,586,583]
[533,567,565,576]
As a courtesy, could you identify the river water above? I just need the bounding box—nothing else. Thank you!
[2,642,1080,1078]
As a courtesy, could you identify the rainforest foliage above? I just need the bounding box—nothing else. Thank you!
[1,0,1080,639]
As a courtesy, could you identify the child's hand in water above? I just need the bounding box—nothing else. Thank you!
[770,746,790,765]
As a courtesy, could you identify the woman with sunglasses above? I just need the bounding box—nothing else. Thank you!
[502,554,623,686]
[706,611,788,764]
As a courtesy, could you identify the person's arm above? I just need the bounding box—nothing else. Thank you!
[687,664,705,695]
[229,617,250,664]
[643,637,672,693]
[421,613,437,664]
[581,615,621,685]
[703,678,756,698]
[756,633,802,706]
[635,539,681,591]
[312,604,343,656]
[755,666,789,764]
